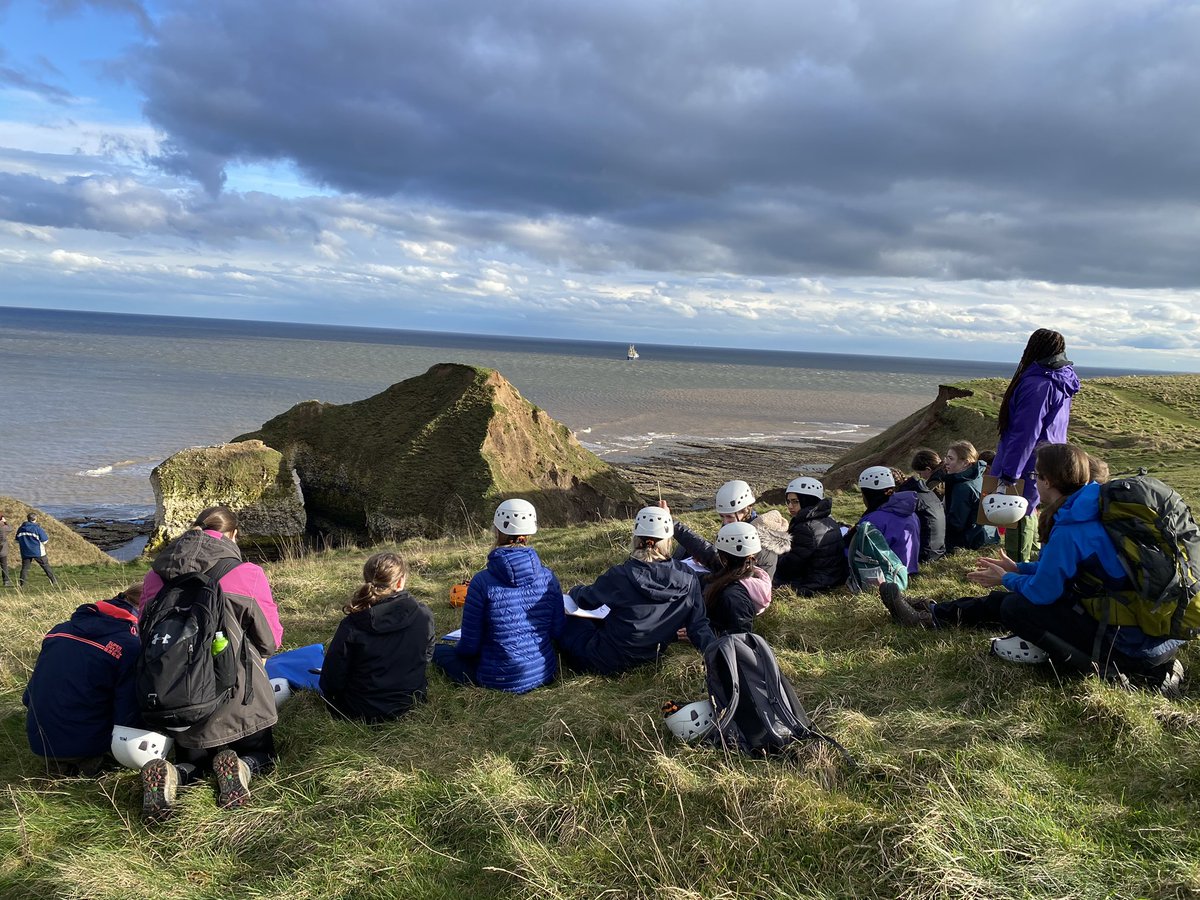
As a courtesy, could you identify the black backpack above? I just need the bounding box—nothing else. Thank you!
[136,558,247,729]
[703,633,851,762]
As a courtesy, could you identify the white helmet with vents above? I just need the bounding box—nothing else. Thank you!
[493,499,538,535]
[633,507,673,539]
[857,466,895,490]
[271,677,293,708]
[786,477,825,500]
[982,492,1029,525]
[663,700,716,741]
[714,522,761,557]
[111,726,174,771]
[715,480,756,515]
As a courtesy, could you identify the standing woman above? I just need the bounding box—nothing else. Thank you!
[990,329,1079,562]
[137,506,282,820]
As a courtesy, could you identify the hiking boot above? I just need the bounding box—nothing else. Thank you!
[989,634,1049,664]
[880,584,935,628]
[141,758,178,824]
[213,750,252,810]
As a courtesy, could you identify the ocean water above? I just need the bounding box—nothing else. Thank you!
[0,306,1115,522]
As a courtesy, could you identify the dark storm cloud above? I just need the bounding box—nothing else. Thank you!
[67,1,1200,287]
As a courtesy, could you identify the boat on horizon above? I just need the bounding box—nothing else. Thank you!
[627,343,640,360]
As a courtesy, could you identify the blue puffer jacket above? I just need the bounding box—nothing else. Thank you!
[23,596,142,758]
[456,545,564,693]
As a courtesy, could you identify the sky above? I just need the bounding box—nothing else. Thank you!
[1,0,1198,370]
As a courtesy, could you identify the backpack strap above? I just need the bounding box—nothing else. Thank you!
[196,558,254,705]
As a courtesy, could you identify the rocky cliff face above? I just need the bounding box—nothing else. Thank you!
[147,440,306,554]
[235,363,642,541]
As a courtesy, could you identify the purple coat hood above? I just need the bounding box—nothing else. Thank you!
[860,491,921,574]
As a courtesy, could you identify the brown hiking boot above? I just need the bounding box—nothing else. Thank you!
[880,583,935,628]
[141,758,178,824]
[213,750,252,810]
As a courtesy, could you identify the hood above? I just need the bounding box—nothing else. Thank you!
[485,545,545,588]
[897,476,934,495]
[151,528,242,580]
[1030,358,1080,396]
[68,597,139,635]
[942,460,988,485]
[350,590,426,634]
[625,558,699,604]
[879,491,919,518]
[750,514,793,555]
[791,497,835,525]
[740,567,773,613]
[1054,481,1101,526]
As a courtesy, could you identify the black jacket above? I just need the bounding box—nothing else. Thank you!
[568,559,716,674]
[320,591,436,723]
[672,523,760,635]
[896,476,947,564]
[775,498,848,594]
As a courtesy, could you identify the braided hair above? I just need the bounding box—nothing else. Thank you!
[998,329,1066,435]
[345,552,409,614]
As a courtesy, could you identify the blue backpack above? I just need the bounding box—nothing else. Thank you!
[846,522,908,593]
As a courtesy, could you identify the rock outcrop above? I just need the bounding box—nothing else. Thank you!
[0,497,117,566]
[235,363,642,541]
[147,441,306,554]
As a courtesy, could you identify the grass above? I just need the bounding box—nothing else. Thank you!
[3,503,1200,900]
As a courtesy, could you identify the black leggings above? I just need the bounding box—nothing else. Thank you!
[177,729,275,777]
[933,590,1179,681]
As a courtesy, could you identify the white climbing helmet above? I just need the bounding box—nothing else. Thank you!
[714,521,761,557]
[786,476,825,500]
[271,677,293,708]
[493,498,538,535]
[982,492,1029,526]
[715,480,756,515]
[633,506,673,539]
[858,466,895,490]
[110,726,175,771]
[663,700,716,742]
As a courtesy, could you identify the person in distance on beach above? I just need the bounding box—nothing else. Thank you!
[22,583,144,776]
[432,499,564,693]
[321,552,436,720]
[886,444,1186,695]
[895,451,947,566]
[991,329,1080,562]
[934,441,997,554]
[16,513,58,587]
[0,511,11,587]
[668,508,772,634]
[137,505,282,821]
[685,480,791,581]
[558,507,715,675]
[773,477,848,596]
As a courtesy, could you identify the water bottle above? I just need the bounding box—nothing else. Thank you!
[211,630,229,656]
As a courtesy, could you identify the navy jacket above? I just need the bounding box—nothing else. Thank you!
[940,461,998,553]
[897,476,947,564]
[16,521,48,558]
[320,590,436,723]
[23,596,141,759]
[776,498,849,594]
[456,545,564,693]
[568,558,716,674]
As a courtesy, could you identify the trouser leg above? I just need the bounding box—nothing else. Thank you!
[19,557,32,585]
[0,556,9,585]
[1004,513,1038,563]
[35,556,57,584]
[931,590,1008,628]
[431,643,479,685]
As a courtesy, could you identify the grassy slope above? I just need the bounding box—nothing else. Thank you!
[0,498,115,567]
[4,374,1200,899]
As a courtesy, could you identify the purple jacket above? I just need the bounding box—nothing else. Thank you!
[991,356,1080,509]
[860,491,921,574]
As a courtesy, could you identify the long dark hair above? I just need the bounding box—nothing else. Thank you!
[703,550,756,617]
[998,329,1066,435]
[1035,443,1090,545]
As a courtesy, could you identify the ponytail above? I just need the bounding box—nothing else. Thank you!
[345,552,409,614]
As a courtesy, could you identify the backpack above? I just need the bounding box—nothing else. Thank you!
[846,522,908,593]
[136,558,247,729]
[1079,474,1200,640]
[703,633,851,762]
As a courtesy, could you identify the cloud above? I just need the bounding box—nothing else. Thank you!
[113,0,1200,289]
[0,47,74,104]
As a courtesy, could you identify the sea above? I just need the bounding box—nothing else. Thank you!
[0,306,1139,527]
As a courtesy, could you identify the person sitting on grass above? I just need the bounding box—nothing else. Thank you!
[773,476,848,596]
[558,507,715,675]
[885,443,1186,695]
[693,480,792,581]
[896,450,947,566]
[854,466,921,575]
[670,509,772,635]
[321,551,436,721]
[23,583,143,777]
[432,499,564,693]
[936,440,998,553]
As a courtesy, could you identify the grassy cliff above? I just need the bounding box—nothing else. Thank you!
[0,497,115,567]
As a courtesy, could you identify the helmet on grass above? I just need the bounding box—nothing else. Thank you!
[111,726,174,771]
[662,700,716,741]
[271,677,293,708]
